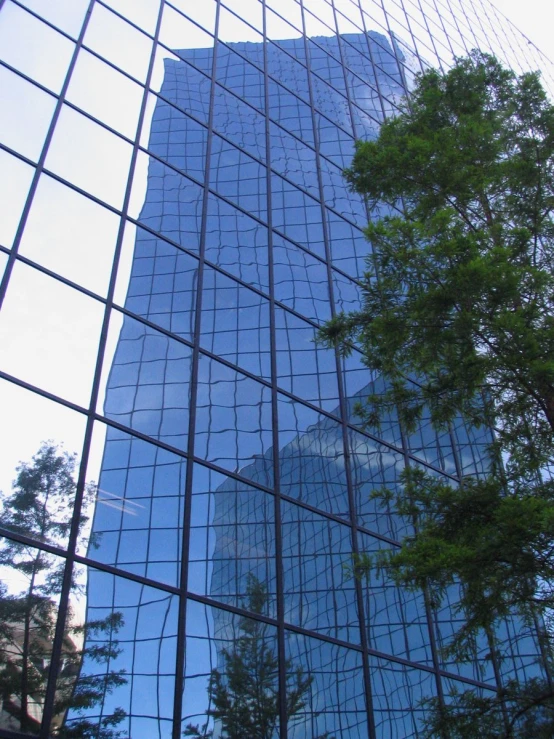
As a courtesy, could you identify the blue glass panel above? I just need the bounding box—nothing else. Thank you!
[200,266,272,379]
[210,135,268,220]
[278,395,349,516]
[272,233,330,323]
[281,500,359,641]
[205,193,270,291]
[271,174,325,258]
[195,355,274,487]
[188,463,277,615]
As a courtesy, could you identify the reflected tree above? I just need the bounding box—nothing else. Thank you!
[0,443,126,736]
[184,575,330,739]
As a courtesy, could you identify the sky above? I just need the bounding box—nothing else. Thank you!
[497,0,554,60]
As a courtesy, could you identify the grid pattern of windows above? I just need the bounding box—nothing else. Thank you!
[0,1,551,737]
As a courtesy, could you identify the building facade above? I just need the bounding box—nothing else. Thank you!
[0,1,553,738]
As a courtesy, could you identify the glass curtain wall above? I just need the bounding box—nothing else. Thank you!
[0,1,552,737]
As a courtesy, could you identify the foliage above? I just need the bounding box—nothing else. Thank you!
[421,679,554,739]
[0,443,126,736]
[184,575,326,739]
[318,51,554,735]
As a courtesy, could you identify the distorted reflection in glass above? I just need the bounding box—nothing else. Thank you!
[195,355,273,487]
[205,193,270,292]
[281,501,359,642]
[114,223,199,343]
[183,599,280,738]
[200,266,272,379]
[348,428,408,540]
[98,309,192,453]
[272,234,330,323]
[278,396,349,516]
[285,631,367,738]
[77,422,187,587]
[0,537,64,734]
[274,306,340,413]
[60,567,178,738]
[271,175,325,258]
[188,463,277,616]
[357,532,432,665]
[369,656,437,739]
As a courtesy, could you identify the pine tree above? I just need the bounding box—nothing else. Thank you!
[184,575,328,739]
[0,443,127,736]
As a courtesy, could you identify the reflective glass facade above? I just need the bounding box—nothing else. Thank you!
[0,1,552,737]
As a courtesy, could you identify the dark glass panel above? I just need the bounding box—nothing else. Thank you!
[188,463,277,616]
[100,310,192,453]
[274,306,340,413]
[116,225,199,343]
[79,423,187,587]
[195,356,274,488]
[59,568,178,737]
[281,501,359,642]
[142,94,208,183]
[183,599,280,738]
[205,193,270,292]
[348,428,409,540]
[200,266,271,379]
[210,135,268,221]
[271,175,325,259]
[278,395,349,517]
[272,233,330,323]
[358,532,433,665]
[285,631,368,738]
[370,656,437,738]
[130,152,204,252]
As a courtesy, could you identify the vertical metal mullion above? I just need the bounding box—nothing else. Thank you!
[261,4,288,737]
[300,1,377,735]
[39,1,167,736]
[172,1,220,736]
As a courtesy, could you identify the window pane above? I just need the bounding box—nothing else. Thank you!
[19,173,120,295]
[67,48,145,140]
[0,2,74,92]
[46,105,133,209]
[188,463,277,615]
[0,67,56,161]
[0,149,34,248]
[0,264,104,406]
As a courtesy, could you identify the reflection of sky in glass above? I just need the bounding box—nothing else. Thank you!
[0,1,552,736]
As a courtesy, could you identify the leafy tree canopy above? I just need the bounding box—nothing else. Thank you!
[318,52,554,736]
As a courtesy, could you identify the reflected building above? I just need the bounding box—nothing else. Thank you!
[0,1,552,738]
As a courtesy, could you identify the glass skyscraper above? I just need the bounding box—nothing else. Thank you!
[0,1,552,737]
